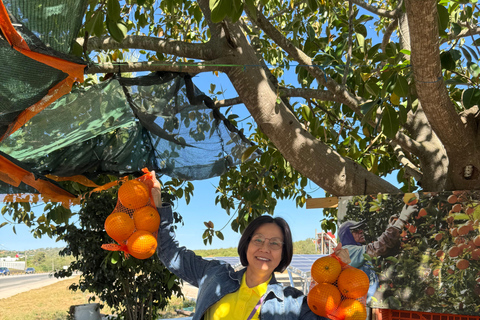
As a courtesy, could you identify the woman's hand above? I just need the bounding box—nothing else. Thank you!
[333,243,351,265]
[149,171,162,207]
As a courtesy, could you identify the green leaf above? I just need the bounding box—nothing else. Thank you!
[365,79,380,96]
[393,75,409,97]
[390,92,400,105]
[381,105,399,138]
[245,0,257,20]
[107,0,121,20]
[111,251,119,264]
[167,275,175,289]
[437,4,449,33]
[215,231,224,240]
[93,11,105,37]
[360,100,379,126]
[242,145,258,163]
[0,222,8,228]
[307,24,316,41]
[229,0,243,22]
[356,33,365,53]
[210,0,230,23]
[451,22,462,36]
[107,18,127,43]
[386,256,399,263]
[307,0,318,11]
[460,46,472,62]
[462,88,480,109]
[468,63,480,77]
[440,51,456,71]
[301,105,314,122]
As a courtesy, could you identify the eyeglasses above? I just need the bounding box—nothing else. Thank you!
[250,234,284,250]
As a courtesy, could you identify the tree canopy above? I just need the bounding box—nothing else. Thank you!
[75,0,480,233]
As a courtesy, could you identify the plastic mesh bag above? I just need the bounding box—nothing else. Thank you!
[307,252,368,320]
[101,168,159,260]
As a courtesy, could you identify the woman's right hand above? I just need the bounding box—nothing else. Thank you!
[149,170,162,207]
[333,243,351,265]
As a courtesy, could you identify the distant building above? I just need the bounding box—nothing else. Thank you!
[0,256,26,269]
[315,231,337,254]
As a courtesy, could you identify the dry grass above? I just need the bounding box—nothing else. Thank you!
[0,276,112,320]
[0,276,195,320]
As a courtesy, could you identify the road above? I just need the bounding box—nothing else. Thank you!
[0,273,75,299]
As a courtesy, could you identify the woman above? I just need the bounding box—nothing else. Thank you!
[151,176,345,320]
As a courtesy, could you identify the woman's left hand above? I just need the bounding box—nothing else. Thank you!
[333,243,351,265]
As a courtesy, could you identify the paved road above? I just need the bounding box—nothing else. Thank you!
[0,273,75,299]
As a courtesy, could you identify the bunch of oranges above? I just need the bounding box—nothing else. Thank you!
[103,177,160,260]
[307,255,369,320]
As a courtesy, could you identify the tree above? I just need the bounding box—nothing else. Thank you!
[77,0,480,233]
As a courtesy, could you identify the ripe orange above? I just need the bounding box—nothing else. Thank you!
[133,206,161,233]
[337,268,369,299]
[307,283,341,317]
[456,259,470,270]
[127,230,158,259]
[118,180,150,210]
[447,194,458,204]
[105,212,135,243]
[334,299,367,320]
[448,246,461,258]
[311,256,342,284]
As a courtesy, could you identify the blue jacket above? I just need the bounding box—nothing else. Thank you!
[156,203,327,320]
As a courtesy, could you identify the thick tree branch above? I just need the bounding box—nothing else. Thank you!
[245,6,363,113]
[405,0,471,155]
[85,61,223,74]
[214,97,243,108]
[444,26,480,43]
[279,88,339,103]
[77,36,216,61]
[350,0,402,18]
[381,18,399,54]
[390,142,423,182]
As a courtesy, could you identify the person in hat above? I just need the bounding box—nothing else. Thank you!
[338,204,418,303]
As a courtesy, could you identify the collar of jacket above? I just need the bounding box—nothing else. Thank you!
[228,267,285,301]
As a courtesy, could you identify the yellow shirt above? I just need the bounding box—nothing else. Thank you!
[204,273,271,320]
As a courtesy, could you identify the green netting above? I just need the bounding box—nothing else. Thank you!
[0,38,69,136]
[0,80,136,160]
[3,0,88,54]
[0,0,87,137]
[0,73,256,181]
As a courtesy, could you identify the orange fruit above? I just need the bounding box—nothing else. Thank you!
[337,268,369,299]
[458,225,470,236]
[133,206,161,233]
[105,212,135,243]
[447,194,458,204]
[334,299,367,320]
[127,230,158,259]
[448,246,461,258]
[311,256,342,284]
[474,235,480,247]
[456,259,470,270]
[118,180,150,210]
[307,283,341,317]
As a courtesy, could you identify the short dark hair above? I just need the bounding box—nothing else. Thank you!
[237,215,293,273]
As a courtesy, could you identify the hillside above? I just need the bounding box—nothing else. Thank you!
[0,238,320,272]
[194,238,319,257]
